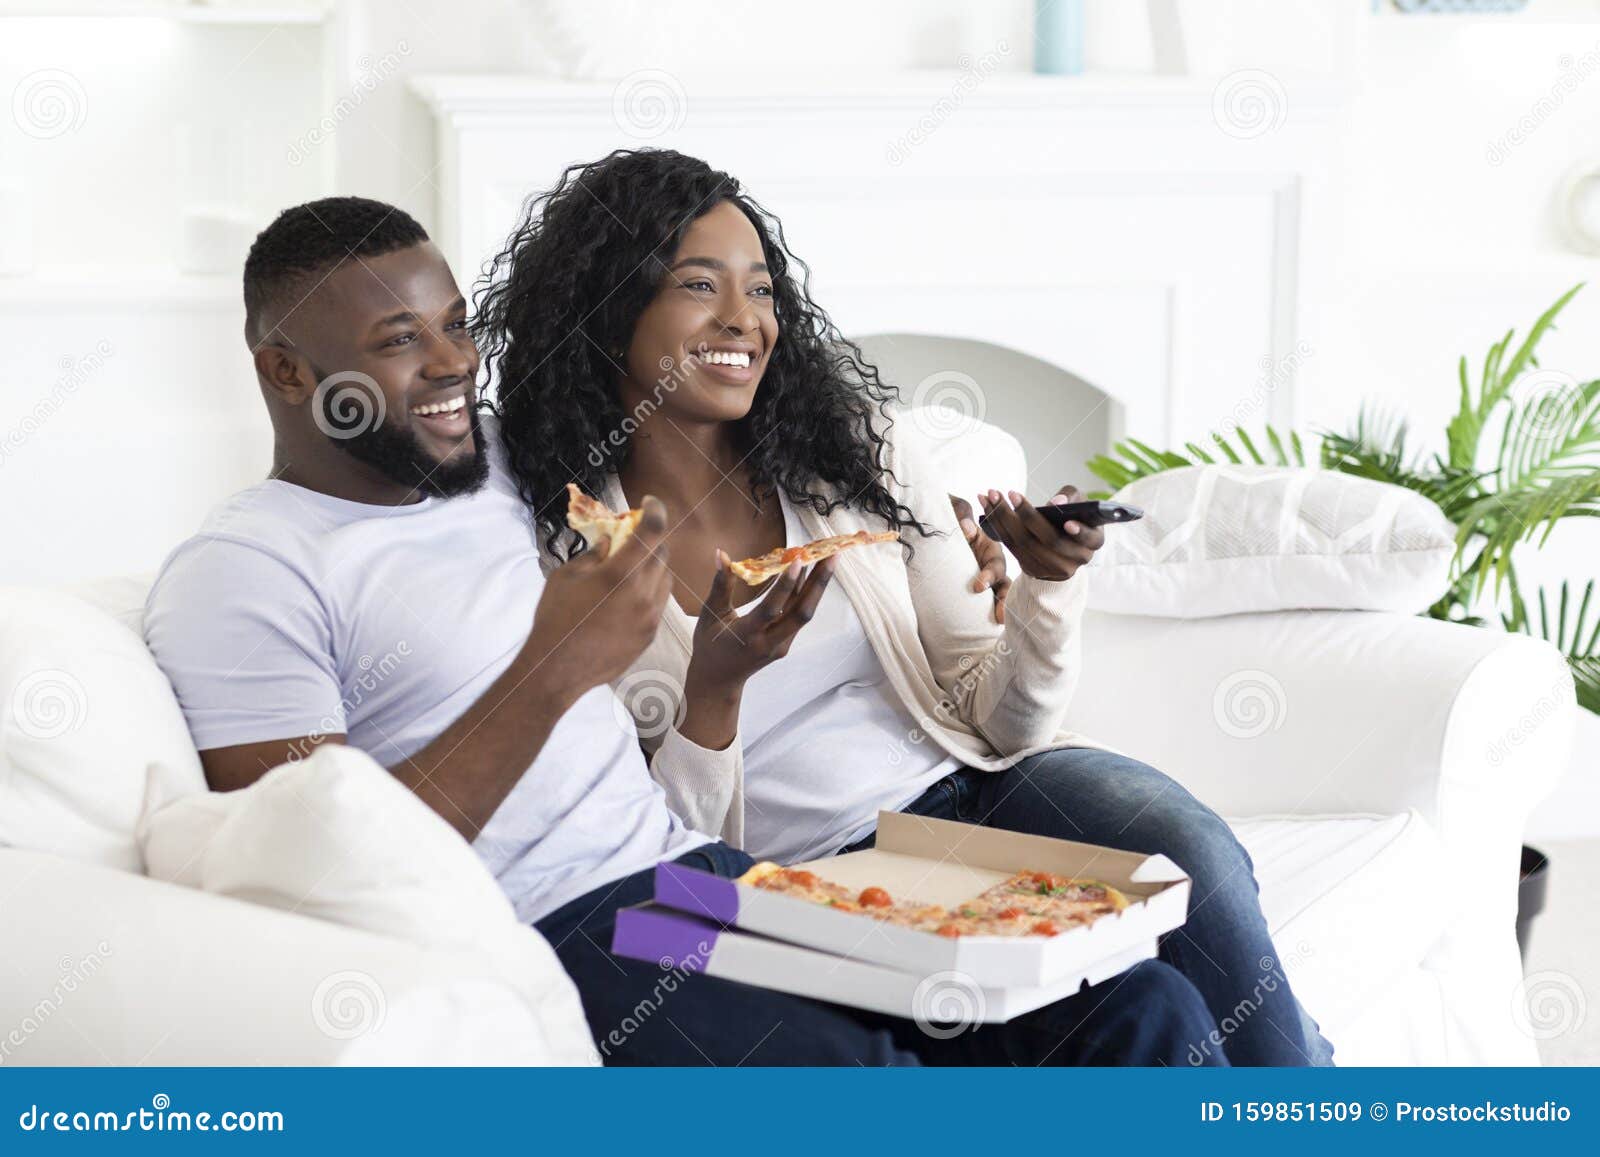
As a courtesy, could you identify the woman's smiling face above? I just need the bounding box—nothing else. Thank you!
[621,199,778,425]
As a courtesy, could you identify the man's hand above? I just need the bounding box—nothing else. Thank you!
[522,495,673,694]
[951,493,1011,623]
[676,553,835,750]
[977,485,1105,582]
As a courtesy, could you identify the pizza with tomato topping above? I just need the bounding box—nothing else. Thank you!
[728,530,899,585]
[566,483,643,554]
[739,863,1129,939]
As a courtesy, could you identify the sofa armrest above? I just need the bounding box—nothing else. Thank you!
[0,849,555,1065]
[1073,609,1576,839]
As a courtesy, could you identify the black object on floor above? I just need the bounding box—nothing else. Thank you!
[1516,845,1550,963]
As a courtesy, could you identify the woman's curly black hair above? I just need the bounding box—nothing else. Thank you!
[471,148,932,559]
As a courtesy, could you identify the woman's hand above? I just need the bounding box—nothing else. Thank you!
[676,553,836,749]
[950,494,1011,623]
[977,485,1105,582]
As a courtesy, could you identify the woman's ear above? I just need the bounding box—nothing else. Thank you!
[253,343,316,406]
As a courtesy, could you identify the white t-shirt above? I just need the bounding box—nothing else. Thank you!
[670,496,960,862]
[145,429,709,924]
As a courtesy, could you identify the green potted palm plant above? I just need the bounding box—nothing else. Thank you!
[1086,284,1600,957]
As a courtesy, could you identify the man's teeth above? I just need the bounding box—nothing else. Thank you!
[699,350,751,368]
[410,395,467,417]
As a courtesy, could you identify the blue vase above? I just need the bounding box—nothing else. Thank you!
[1035,0,1086,75]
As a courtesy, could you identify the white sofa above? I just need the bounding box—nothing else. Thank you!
[0,421,1576,1065]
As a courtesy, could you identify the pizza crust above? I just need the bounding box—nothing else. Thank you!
[565,483,643,554]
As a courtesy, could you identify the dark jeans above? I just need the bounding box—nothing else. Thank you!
[842,751,1335,1067]
[535,840,1227,1067]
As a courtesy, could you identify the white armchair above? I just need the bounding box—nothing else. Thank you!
[1075,608,1572,1064]
[924,410,1576,1064]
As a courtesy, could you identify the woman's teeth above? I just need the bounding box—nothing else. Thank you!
[410,395,467,417]
[699,350,751,368]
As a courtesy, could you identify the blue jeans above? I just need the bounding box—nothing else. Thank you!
[535,841,1226,1067]
[844,750,1335,1066]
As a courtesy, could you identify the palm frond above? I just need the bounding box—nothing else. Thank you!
[1495,377,1600,491]
[1444,284,1584,470]
[1506,581,1600,714]
[1085,425,1306,495]
[1573,657,1600,715]
[1456,469,1600,596]
[1321,404,1487,517]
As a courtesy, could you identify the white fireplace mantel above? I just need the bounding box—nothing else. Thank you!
[413,73,1342,448]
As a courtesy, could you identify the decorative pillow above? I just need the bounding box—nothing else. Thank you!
[1085,466,1457,618]
[137,744,598,1065]
[0,587,206,871]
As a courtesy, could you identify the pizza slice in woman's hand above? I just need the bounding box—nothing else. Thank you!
[728,530,899,585]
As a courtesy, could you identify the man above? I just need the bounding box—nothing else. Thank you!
[144,196,1224,1066]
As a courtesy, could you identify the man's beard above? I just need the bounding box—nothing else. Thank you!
[324,394,489,499]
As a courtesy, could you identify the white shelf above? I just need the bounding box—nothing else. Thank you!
[0,269,239,308]
[0,3,327,24]
[411,71,1348,118]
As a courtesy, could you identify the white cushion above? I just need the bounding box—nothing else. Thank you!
[900,408,1028,504]
[1233,811,1448,1035]
[137,743,598,1065]
[65,573,154,636]
[0,587,206,871]
[1087,466,1456,617]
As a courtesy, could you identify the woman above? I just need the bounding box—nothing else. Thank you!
[475,149,1331,1067]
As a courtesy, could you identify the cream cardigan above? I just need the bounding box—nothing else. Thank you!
[598,422,1110,847]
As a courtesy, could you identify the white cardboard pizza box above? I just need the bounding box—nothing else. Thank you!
[647,812,1191,990]
[611,903,1160,1024]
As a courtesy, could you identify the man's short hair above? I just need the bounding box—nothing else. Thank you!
[243,196,428,344]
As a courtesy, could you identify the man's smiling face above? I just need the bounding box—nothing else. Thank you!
[281,241,487,498]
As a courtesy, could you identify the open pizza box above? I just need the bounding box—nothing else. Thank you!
[613,812,1190,1007]
[611,904,1157,1023]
